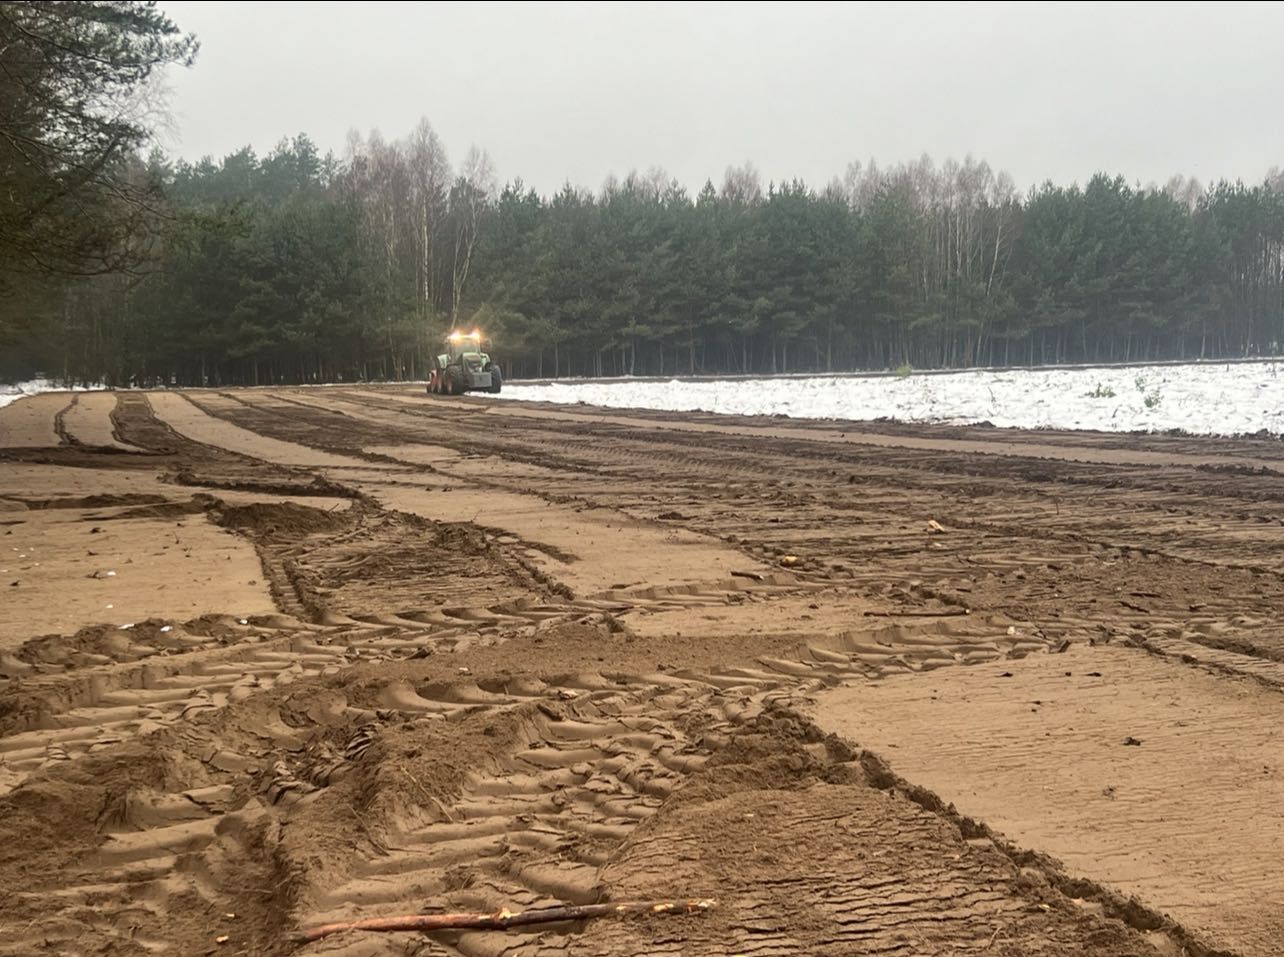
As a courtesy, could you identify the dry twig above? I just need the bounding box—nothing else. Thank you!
[295,898,716,943]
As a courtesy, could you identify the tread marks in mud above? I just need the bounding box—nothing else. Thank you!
[192,471,567,626]
[289,619,1071,955]
[291,668,1178,957]
[4,390,1275,955]
[112,392,202,458]
[0,696,362,955]
[110,393,361,498]
[0,604,1211,957]
[293,684,709,954]
[0,604,1080,955]
[0,610,546,796]
[199,392,1284,627]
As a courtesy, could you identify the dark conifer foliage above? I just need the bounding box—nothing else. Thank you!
[1,6,1280,384]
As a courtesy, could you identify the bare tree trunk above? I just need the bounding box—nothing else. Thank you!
[450,147,495,323]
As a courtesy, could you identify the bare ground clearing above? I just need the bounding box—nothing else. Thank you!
[1,384,1281,955]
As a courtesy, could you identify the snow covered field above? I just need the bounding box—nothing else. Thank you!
[4,361,1282,436]
[500,361,1284,436]
[0,378,100,411]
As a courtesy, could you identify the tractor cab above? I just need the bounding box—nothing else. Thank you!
[442,331,487,364]
[427,330,502,395]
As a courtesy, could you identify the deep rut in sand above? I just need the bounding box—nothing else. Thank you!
[1,386,1281,955]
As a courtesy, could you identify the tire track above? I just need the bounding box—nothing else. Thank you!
[4,388,1279,955]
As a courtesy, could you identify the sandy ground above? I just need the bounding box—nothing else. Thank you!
[0,391,64,447]
[0,500,276,643]
[811,647,1284,956]
[1,384,1282,956]
[59,391,142,450]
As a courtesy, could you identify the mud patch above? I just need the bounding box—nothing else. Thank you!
[171,469,360,500]
[216,500,554,624]
[11,492,171,510]
[214,500,356,537]
[14,616,215,670]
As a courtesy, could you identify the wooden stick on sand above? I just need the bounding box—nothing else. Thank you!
[295,898,717,943]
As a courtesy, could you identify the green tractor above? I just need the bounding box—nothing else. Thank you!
[426,330,502,396]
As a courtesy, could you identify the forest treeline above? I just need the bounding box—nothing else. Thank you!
[2,5,1283,385]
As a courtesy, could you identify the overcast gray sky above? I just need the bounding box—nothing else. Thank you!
[159,0,1284,194]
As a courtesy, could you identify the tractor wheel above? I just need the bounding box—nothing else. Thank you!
[443,367,463,396]
[489,367,503,394]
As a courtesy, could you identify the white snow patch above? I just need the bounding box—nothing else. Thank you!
[0,378,104,410]
[497,362,1284,437]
